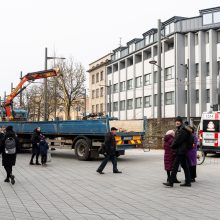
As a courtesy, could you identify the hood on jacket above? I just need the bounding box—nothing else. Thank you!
[183,125,193,133]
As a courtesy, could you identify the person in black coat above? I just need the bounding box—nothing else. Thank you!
[96,127,122,174]
[0,126,19,184]
[163,116,192,187]
[29,127,42,165]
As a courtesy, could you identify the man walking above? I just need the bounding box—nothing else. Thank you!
[97,127,122,174]
[163,116,192,187]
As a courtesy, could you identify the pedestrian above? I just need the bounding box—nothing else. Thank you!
[163,116,192,187]
[0,126,19,184]
[187,126,198,182]
[29,127,41,165]
[96,127,122,174]
[163,130,180,183]
[39,135,49,166]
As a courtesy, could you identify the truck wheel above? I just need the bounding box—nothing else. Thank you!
[75,139,90,161]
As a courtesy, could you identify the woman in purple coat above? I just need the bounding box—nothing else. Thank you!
[163,130,180,183]
[187,127,198,182]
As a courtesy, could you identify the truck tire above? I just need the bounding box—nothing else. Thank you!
[75,139,90,161]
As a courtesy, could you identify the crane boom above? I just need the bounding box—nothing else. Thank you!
[4,68,60,121]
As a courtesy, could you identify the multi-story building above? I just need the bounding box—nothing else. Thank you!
[106,6,220,120]
[88,53,112,114]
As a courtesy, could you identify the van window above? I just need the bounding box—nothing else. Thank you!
[203,120,220,132]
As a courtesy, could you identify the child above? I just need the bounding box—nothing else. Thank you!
[164,130,180,183]
[39,136,49,166]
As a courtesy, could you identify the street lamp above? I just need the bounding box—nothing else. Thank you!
[44,47,66,121]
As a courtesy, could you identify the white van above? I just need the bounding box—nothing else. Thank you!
[199,111,220,153]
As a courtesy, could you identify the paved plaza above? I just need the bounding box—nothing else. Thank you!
[0,149,220,220]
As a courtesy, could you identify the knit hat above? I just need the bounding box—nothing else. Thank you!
[166,130,175,137]
[175,116,183,123]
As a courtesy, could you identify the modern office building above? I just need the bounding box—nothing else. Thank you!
[88,53,112,114]
[106,7,220,120]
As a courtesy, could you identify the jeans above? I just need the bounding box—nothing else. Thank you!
[4,166,12,179]
[97,155,118,172]
[170,154,191,184]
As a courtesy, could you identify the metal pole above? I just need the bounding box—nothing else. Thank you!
[187,58,190,122]
[157,19,162,121]
[109,80,111,117]
[44,47,48,121]
[20,71,23,108]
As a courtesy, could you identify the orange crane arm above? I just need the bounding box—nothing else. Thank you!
[4,68,60,120]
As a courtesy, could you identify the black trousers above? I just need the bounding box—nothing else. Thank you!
[41,154,47,164]
[30,153,40,163]
[4,166,12,179]
[97,155,118,172]
[189,166,197,180]
[170,154,191,184]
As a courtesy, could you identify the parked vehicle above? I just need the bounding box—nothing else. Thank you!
[0,116,147,161]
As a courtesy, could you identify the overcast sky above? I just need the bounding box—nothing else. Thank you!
[0,0,219,97]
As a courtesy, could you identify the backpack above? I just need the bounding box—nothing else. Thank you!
[5,137,16,154]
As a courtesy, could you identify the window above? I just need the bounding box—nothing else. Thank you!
[206,62,210,76]
[113,83,118,93]
[214,11,220,23]
[206,89,210,103]
[100,103,103,112]
[92,90,95,99]
[135,76,142,88]
[165,66,174,80]
[96,104,99,113]
[129,44,135,53]
[96,73,99,83]
[195,34,198,45]
[127,79,133,90]
[120,81,126,92]
[127,99,133,110]
[165,92,174,105]
[96,89,99,98]
[195,63,199,77]
[100,71,104,81]
[113,102,118,111]
[154,94,163,106]
[203,13,212,25]
[92,75,95,84]
[196,90,199,103]
[135,97,142,109]
[92,105,95,113]
[100,87,104,97]
[167,42,174,50]
[185,35,188,47]
[120,100,125,111]
[145,35,149,45]
[154,71,158,83]
[144,73,151,85]
[217,31,220,43]
[144,96,151,107]
[145,50,151,59]
[149,35,153,43]
[206,32,209,44]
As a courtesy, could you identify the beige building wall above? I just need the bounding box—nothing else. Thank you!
[88,53,111,115]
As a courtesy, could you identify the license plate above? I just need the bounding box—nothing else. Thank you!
[205,139,215,143]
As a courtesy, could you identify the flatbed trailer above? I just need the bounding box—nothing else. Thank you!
[0,117,147,160]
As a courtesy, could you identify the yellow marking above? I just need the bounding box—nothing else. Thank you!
[115,136,122,141]
[133,136,141,140]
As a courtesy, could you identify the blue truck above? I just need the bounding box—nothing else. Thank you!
[0,117,147,160]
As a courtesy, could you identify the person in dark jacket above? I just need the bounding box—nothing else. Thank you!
[0,126,19,184]
[39,136,49,166]
[163,116,192,187]
[29,127,42,165]
[187,127,198,182]
[163,130,180,183]
[96,127,122,174]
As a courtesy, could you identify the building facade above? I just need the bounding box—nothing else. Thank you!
[88,53,112,114]
[106,7,220,120]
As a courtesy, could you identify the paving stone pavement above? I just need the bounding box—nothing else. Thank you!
[0,149,220,220]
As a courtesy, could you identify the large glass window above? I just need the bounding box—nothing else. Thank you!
[120,81,126,92]
[214,11,220,23]
[144,73,151,85]
[96,73,99,83]
[135,76,142,88]
[144,96,151,108]
[113,83,118,93]
[113,102,118,111]
[120,100,125,111]
[165,66,174,80]
[165,92,174,105]
[203,13,213,25]
[127,99,133,110]
[127,79,133,90]
[135,97,142,109]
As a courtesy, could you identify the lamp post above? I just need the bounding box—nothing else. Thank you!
[44,47,65,121]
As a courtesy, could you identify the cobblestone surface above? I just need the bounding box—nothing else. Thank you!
[0,149,220,220]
